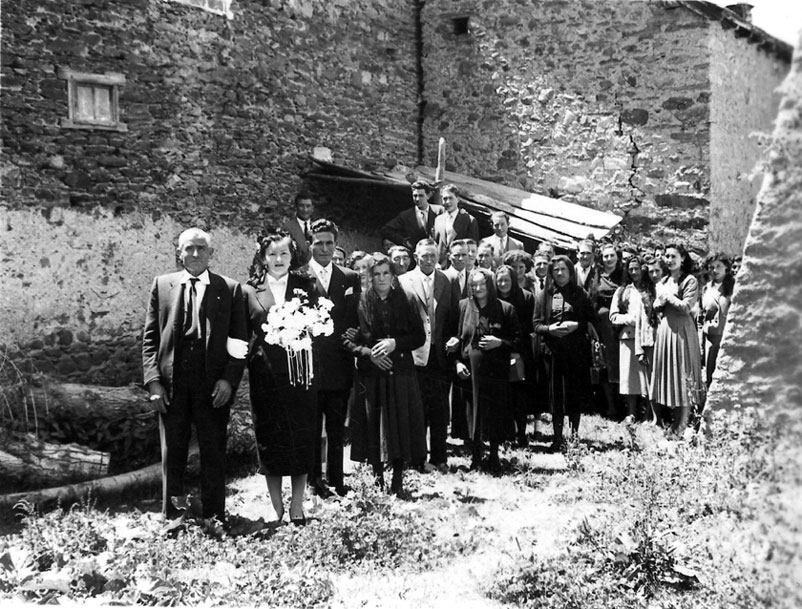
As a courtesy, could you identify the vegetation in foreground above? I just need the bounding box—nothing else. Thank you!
[1,410,799,608]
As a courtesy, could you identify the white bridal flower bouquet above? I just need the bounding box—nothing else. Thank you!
[262,288,334,387]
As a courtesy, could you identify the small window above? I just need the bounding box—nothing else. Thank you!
[58,68,127,132]
[452,16,470,35]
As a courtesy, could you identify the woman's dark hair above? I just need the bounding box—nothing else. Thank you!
[707,252,735,297]
[643,253,668,277]
[247,227,299,287]
[359,253,413,339]
[548,254,577,284]
[626,255,654,292]
[664,242,694,276]
[502,249,533,272]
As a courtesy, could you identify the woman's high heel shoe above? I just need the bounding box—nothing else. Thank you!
[290,514,307,526]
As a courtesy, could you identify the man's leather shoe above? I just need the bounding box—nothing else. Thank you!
[310,478,334,499]
[333,484,352,497]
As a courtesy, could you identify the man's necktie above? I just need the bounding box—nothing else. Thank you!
[458,270,466,294]
[418,210,426,229]
[304,221,311,241]
[539,278,545,290]
[184,278,200,338]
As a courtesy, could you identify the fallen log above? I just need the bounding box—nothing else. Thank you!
[5,380,151,422]
[0,447,199,510]
[0,430,110,485]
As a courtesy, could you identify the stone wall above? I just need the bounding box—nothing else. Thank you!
[420,0,787,253]
[707,32,802,427]
[0,0,418,383]
[707,23,787,256]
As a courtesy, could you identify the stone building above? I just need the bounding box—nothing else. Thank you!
[420,0,791,253]
[0,0,790,383]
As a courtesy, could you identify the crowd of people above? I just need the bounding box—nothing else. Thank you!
[142,181,738,527]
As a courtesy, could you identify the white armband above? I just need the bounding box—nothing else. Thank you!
[227,337,248,359]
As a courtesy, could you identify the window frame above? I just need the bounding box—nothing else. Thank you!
[58,68,127,132]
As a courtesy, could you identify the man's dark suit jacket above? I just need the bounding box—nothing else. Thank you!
[283,216,312,265]
[433,208,480,266]
[309,264,361,392]
[381,205,444,250]
[142,271,248,399]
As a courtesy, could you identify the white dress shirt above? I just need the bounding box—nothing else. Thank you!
[308,259,333,293]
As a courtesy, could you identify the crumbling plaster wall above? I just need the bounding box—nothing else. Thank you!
[707,25,787,256]
[420,0,784,252]
[0,0,418,383]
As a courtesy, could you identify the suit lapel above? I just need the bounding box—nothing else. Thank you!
[204,274,223,347]
[168,276,183,333]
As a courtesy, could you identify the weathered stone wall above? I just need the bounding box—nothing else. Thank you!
[707,32,802,425]
[0,0,418,383]
[0,207,255,384]
[1,0,418,222]
[420,0,787,253]
[707,24,787,256]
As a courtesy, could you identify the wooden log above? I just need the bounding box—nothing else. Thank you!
[7,381,151,421]
[0,430,110,484]
[0,447,200,511]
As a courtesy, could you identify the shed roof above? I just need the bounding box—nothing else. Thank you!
[306,158,622,250]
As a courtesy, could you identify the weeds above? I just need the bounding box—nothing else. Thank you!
[0,466,463,606]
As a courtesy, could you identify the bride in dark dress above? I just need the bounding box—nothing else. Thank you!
[243,228,319,525]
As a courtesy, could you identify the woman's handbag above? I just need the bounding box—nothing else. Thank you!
[509,352,526,382]
[587,323,607,385]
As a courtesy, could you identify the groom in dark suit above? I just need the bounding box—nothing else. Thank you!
[307,218,361,497]
[142,228,248,523]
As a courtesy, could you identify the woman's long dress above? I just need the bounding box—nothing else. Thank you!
[457,298,522,443]
[349,287,428,466]
[244,274,318,476]
[533,283,597,416]
[650,274,703,410]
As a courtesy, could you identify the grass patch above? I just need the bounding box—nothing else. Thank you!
[486,409,801,609]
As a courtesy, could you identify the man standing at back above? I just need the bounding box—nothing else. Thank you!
[307,218,361,497]
[283,192,315,265]
[481,211,523,267]
[399,238,460,472]
[142,228,248,524]
[433,184,479,267]
[381,180,443,252]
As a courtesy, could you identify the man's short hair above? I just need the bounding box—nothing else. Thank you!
[294,192,313,207]
[415,238,438,253]
[440,183,460,197]
[450,239,468,251]
[410,179,432,192]
[310,218,339,239]
[490,211,509,223]
[178,228,211,248]
[478,241,495,254]
[388,245,411,258]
